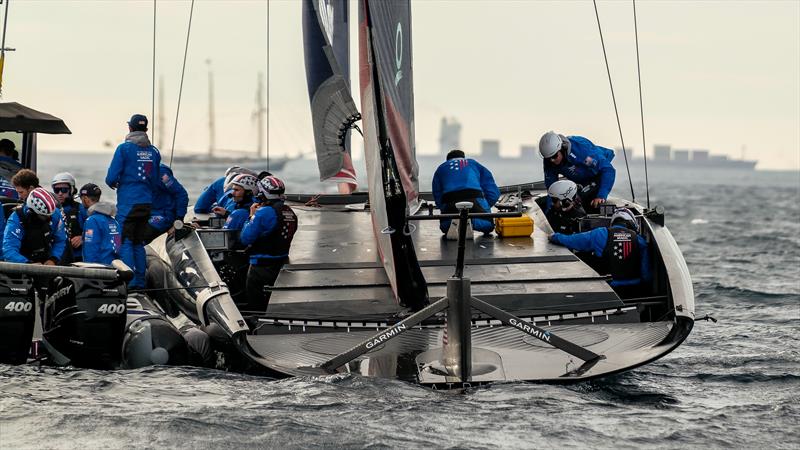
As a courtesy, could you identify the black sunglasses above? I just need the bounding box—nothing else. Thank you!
[53,187,71,194]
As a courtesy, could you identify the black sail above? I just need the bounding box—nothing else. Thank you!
[358,0,428,310]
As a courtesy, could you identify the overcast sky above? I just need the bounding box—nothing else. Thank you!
[2,0,798,170]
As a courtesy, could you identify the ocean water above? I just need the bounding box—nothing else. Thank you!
[1,153,798,449]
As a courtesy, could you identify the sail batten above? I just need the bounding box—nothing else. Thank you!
[302,0,359,187]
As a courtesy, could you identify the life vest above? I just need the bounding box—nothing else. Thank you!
[546,204,586,235]
[602,227,641,280]
[62,200,83,239]
[15,207,52,263]
[246,203,298,259]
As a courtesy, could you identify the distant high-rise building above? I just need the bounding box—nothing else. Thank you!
[673,150,690,162]
[692,150,709,162]
[439,117,462,154]
[653,145,671,161]
[480,139,500,159]
[615,147,635,159]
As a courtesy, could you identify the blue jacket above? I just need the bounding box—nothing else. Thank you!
[150,164,189,232]
[223,208,250,232]
[82,202,122,265]
[544,136,616,200]
[105,131,161,217]
[240,204,284,264]
[0,211,5,260]
[194,176,225,214]
[432,158,500,209]
[551,224,650,286]
[2,205,67,263]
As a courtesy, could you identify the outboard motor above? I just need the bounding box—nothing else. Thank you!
[0,273,35,365]
[122,293,189,368]
[41,275,127,369]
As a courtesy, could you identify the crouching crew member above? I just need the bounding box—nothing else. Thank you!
[549,208,650,297]
[239,176,297,312]
[545,180,586,235]
[80,183,122,265]
[432,149,500,236]
[51,172,87,263]
[2,187,67,264]
[539,131,616,210]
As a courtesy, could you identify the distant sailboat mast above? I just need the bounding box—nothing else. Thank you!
[255,72,266,159]
[207,59,216,157]
[157,75,165,150]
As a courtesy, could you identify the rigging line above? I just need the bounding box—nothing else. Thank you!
[633,0,651,209]
[169,0,195,166]
[151,0,156,146]
[0,0,10,97]
[266,0,270,171]
[592,0,636,204]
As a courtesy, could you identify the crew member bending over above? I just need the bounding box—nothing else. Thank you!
[3,187,67,265]
[539,131,616,210]
[549,207,650,297]
[432,149,500,237]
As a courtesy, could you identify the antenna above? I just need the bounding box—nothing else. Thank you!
[151,0,157,144]
[266,0,270,171]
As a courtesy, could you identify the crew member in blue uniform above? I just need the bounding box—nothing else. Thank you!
[239,176,297,312]
[51,172,87,263]
[105,114,161,288]
[539,131,616,210]
[194,167,239,215]
[549,208,650,297]
[194,166,256,214]
[144,163,188,243]
[544,179,586,235]
[79,183,122,265]
[0,139,22,199]
[222,174,258,231]
[3,187,67,265]
[431,149,500,236]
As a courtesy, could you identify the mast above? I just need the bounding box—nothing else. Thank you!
[157,75,164,150]
[207,59,215,157]
[255,72,265,158]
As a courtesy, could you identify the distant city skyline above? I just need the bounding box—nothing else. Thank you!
[1,1,798,171]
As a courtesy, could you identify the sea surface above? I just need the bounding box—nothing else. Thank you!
[1,152,798,449]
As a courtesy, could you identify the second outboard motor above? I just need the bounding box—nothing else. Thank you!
[0,273,35,365]
[122,293,189,368]
[42,276,127,369]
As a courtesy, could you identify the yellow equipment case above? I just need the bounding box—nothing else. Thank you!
[495,215,534,238]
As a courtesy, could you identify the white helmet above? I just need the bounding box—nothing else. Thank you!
[611,207,639,232]
[51,172,77,194]
[538,131,563,159]
[27,187,58,216]
[224,166,242,177]
[547,180,578,202]
[229,174,258,193]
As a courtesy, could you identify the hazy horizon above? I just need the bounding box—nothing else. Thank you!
[2,0,798,171]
